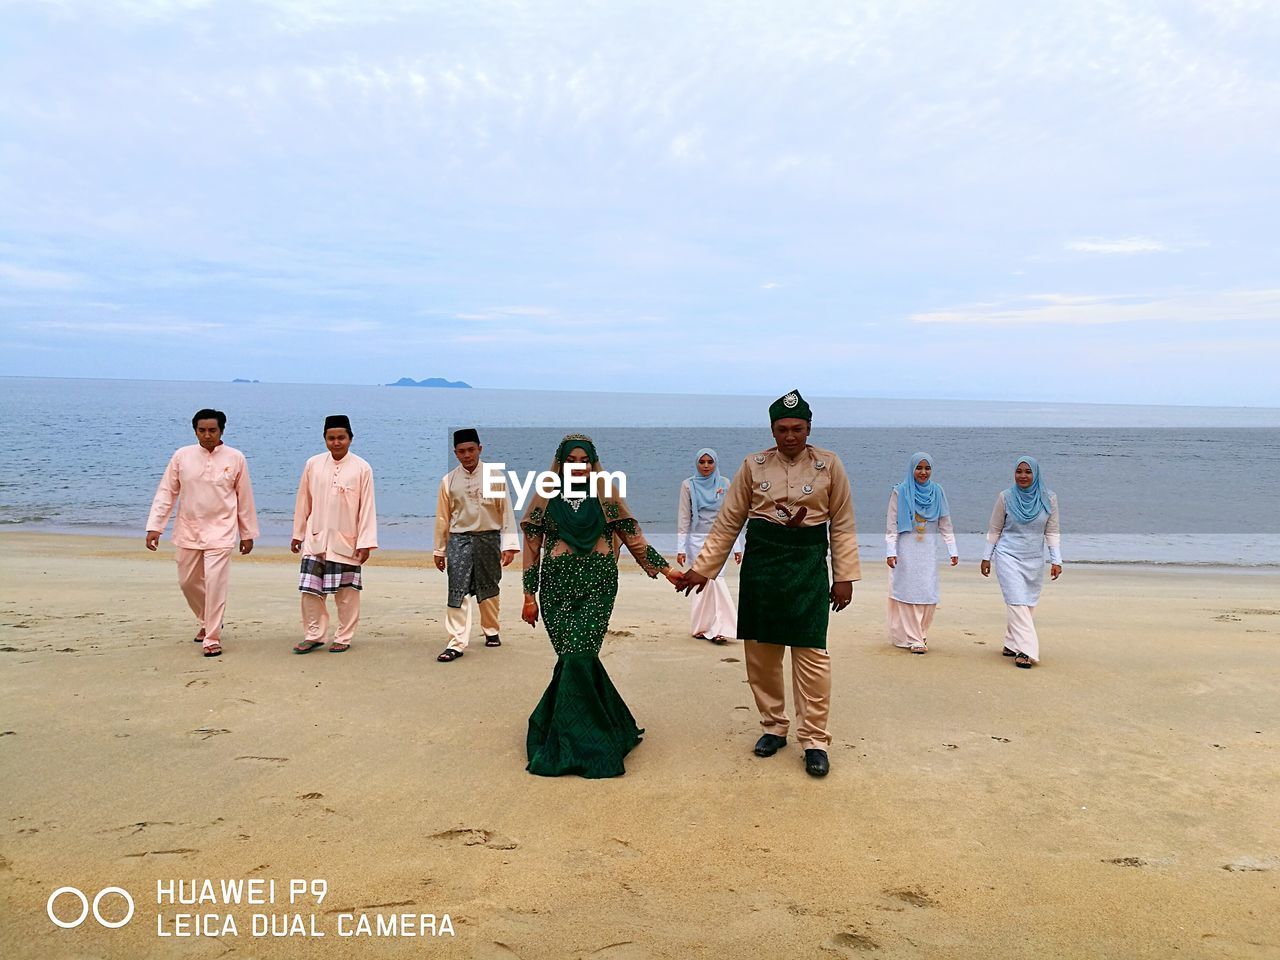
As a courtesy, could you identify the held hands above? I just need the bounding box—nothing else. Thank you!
[145,531,160,552]
[678,570,709,595]
[830,581,853,612]
[663,568,684,587]
[1051,563,1062,580]
[434,555,446,572]
[522,596,539,626]
[239,539,254,556]
[501,550,517,567]
[980,559,991,577]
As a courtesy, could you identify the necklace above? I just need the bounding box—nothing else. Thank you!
[914,512,927,541]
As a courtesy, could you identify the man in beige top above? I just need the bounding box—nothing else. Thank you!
[146,408,259,658]
[433,428,518,662]
[678,390,859,777]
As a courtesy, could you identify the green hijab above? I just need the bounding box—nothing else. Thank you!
[544,434,607,553]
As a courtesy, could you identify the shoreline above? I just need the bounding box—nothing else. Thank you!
[4,527,1278,576]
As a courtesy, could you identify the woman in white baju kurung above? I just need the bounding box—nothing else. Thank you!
[676,448,744,644]
[980,456,1062,668]
[885,453,957,653]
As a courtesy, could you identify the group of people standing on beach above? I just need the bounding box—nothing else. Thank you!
[145,391,1063,781]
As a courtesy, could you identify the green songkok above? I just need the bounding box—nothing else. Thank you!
[769,389,812,423]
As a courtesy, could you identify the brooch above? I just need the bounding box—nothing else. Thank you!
[802,484,813,494]
[754,454,766,464]
[760,481,771,491]
[782,393,799,408]
[814,460,825,470]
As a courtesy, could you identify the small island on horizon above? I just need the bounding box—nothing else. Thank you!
[387,377,472,389]
[232,378,260,383]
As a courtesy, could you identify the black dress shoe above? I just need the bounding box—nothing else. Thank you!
[804,749,830,777]
[753,734,788,757]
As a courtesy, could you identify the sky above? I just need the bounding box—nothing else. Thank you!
[1,0,1278,405]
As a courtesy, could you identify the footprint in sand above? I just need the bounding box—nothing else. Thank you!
[1222,856,1278,872]
[721,657,740,662]
[236,756,288,763]
[883,886,937,908]
[299,793,324,800]
[473,943,522,959]
[585,943,647,959]
[1103,857,1147,867]
[125,848,199,858]
[990,736,1011,743]
[191,728,230,739]
[827,930,881,952]
[430,827,518,850]
[185,679,209,688]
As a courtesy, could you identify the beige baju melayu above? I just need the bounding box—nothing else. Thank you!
[293,452,378,646]
[147,443,259,650]
[885,488,957,649]
[434,462,519,651]
[692,445,860,750]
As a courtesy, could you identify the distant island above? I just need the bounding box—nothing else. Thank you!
[387,377,472,389]
[232,378,260,383]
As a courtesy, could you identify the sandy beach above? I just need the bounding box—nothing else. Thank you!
[1,532,1278,959]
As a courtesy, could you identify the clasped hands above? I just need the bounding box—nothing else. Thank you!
[671,567,852,612]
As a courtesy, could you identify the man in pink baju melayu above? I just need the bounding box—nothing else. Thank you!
[146,408,259,657]
[290,415,378,654]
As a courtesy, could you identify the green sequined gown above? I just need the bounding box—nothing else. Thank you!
[521,502,670,779]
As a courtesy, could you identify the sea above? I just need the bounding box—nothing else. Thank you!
[4,376,1279,568]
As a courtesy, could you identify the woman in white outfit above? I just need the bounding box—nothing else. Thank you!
[980,456,1062,669]
[885,452,958,654]
[676,448,744,644]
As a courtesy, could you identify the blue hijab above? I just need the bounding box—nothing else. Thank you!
[895,452,950,533]
[689,448,728,522]
[1005,456,1052,523]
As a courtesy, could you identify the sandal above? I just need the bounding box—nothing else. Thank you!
[1002,647,1017,657]
[485,635,502,647]
[711,635,730,645]
[909,642,928,654]
[1014,653,1033,669]
[202,642,222,657]
[328,642,350,653]
[293,640,325,655]
[437,648,463,662]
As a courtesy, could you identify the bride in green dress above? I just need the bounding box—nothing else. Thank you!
[520,434,680,778]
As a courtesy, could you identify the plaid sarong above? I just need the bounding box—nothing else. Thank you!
[298,555,363,596]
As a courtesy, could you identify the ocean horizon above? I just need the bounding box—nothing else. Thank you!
[5,376,1278,567]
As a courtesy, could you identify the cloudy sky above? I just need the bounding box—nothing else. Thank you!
[1,0,1278,405]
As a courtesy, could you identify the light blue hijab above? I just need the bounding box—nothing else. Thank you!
[895,452,950,533]
[689,448,728,522]
[1005,456,1052,523]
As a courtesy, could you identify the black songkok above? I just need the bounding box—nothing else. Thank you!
[453,428,480,447]
[324,414,353,436]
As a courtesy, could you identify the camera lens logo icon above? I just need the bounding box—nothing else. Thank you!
[47,886,134,929]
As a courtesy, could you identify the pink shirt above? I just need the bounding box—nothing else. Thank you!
[147,443,259,549]
[292,452,378,564]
